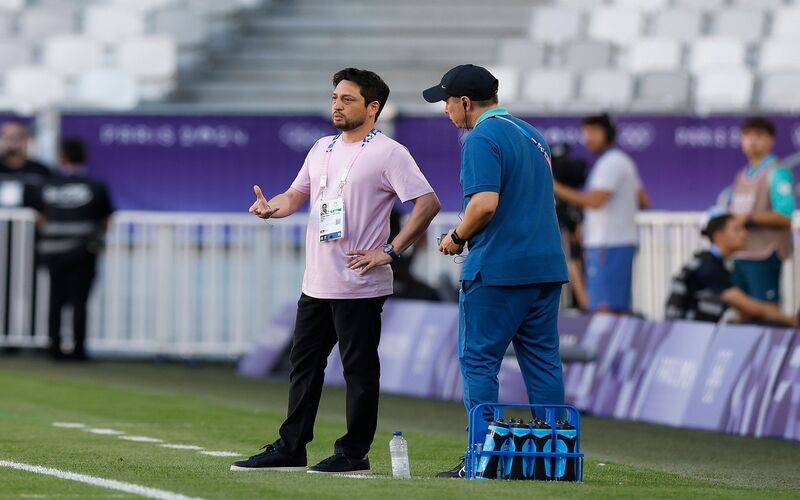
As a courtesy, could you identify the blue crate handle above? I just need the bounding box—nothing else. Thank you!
[465,403,584,481]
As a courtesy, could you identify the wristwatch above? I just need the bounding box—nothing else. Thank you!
[383,243,400,261]
[451,229,466,246]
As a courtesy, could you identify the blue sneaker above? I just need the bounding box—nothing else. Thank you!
[230,443,307,472]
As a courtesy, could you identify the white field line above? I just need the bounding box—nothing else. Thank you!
[85,428,125,436]
[0,460,201,500]
[159,445,204,451]
[119,436,163,443]
[198,451,241,457]
[52,423,86,429]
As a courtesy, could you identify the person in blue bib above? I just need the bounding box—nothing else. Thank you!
[422,64,568,478]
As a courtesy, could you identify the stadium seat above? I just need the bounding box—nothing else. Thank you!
[564,40,614,70]
[85,5,146,43]
[627,38,682,73]
[632,72,691,111]
[732,0,790,7]
[760,40,800,71]
[650,9,705,42]
[498,40,546,69]
[5,66,66,111]
[612,0,670,11]
[673,0,727,8]
[486,66,521,102]
[153,8,208,47]
[771,7,800,39]
[109,0,179,12]
[43,36,104,77]
[759,72,800,111]
[695,69,754,112]
[0,40,33,69]
[74,69,140,110]
[521,70,575,109]
[690,37,747,73]
[117,37,178,99]
[0,0,24,12]
[711,8,767,42]
[555,0,606,7]
[579,69,633,108]
[528,7,583,45]
[0,12,14,38]
[589,7,644,45]
[18,7,77,41]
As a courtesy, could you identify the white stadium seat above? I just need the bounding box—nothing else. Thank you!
[43,36,104,76]
[589,7,644,45]
[5,66,66,111]
[633,72,691,111]
[0,40,33,69]
[117,37,177,99]
[18,7,77,41]
[760,40,800,71]
[690,37,746,73]
[673,0,727,8]
[711,9,766,42]
[650,9,705,42]
[732,0,789,8]
[84,5,145,43]
[759,72,800,111]
[153,8,208,47]
[498,40,546,69]
[521,70,575,109]
[695,69,754,112]
[579,69,633,108]
[627,38,682,73]
[564,40,614,69]
[529,7,583,45]
[555,0,606,7]
[0,12,14,38]
[612,0,670,12]
[0,0,25,12]
[485,66,521,102]
[771,7,800,39]
[74,69,139,110]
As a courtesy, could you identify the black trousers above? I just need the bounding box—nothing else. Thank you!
[277,293,387,459]
[48,256,96,356]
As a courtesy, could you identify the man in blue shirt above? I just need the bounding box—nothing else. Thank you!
[422,65,568,478]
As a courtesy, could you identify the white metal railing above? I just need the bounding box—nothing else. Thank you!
[0,209,798,357]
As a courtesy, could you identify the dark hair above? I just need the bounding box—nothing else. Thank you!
[582,113,616,144]
[740,116,776,137]
[701,214,732,241]
[332,68,390,120]
[472,95,499,108]
[60,137,87,164]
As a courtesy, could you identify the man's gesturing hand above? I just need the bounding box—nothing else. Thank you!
[346,248,392,275]
[249,185,278,219]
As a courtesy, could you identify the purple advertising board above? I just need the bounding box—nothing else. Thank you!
[59,113,800,213]
[564,313,619,409]
[726,328,795,437]
[629,320,716,427]
[237,302,297,378]
[682,324,765,431]
[760,332,800,440]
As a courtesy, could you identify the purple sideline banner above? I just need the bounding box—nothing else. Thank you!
[238,302,297,378]
[57,113,800,213]
[682,324,766,431]
[629,320,716,427]
[564,313,619,409]
[761,333,800,440]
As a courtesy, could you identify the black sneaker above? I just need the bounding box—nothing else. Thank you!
[307,453,371,475]
[230,443,307,472]
[436,457,466,478]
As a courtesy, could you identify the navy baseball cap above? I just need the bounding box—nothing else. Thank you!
[422,64,499,103]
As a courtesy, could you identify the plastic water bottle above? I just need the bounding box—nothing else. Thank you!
[390,431,410,478]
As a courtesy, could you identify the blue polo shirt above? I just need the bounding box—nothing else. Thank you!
[459,108,568,286]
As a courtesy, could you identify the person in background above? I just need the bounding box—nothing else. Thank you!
[0,122,52,182]
[553,113,649,313]
[728,117,795,305]
[666,212,796,327]
[388,208,441,301]
[38,138,114,361]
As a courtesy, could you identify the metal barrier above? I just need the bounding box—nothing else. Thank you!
[0,209,797,357]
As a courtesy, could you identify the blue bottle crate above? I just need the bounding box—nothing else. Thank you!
[465,403,584,482]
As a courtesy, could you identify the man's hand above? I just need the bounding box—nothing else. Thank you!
[249,185,278,219]
[346,248,393,275]
[438,230,464,256]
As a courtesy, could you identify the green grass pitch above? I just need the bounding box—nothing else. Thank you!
[1,357,798,499]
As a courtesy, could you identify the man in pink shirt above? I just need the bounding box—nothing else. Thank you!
[232,68,440,475]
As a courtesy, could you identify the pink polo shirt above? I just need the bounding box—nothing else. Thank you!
[290,132,434,299]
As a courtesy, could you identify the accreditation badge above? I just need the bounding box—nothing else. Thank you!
[319,197,345,242]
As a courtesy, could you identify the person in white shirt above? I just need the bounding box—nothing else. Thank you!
[554,113,649,312]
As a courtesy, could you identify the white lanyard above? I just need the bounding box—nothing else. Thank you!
[318,128,380,201]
